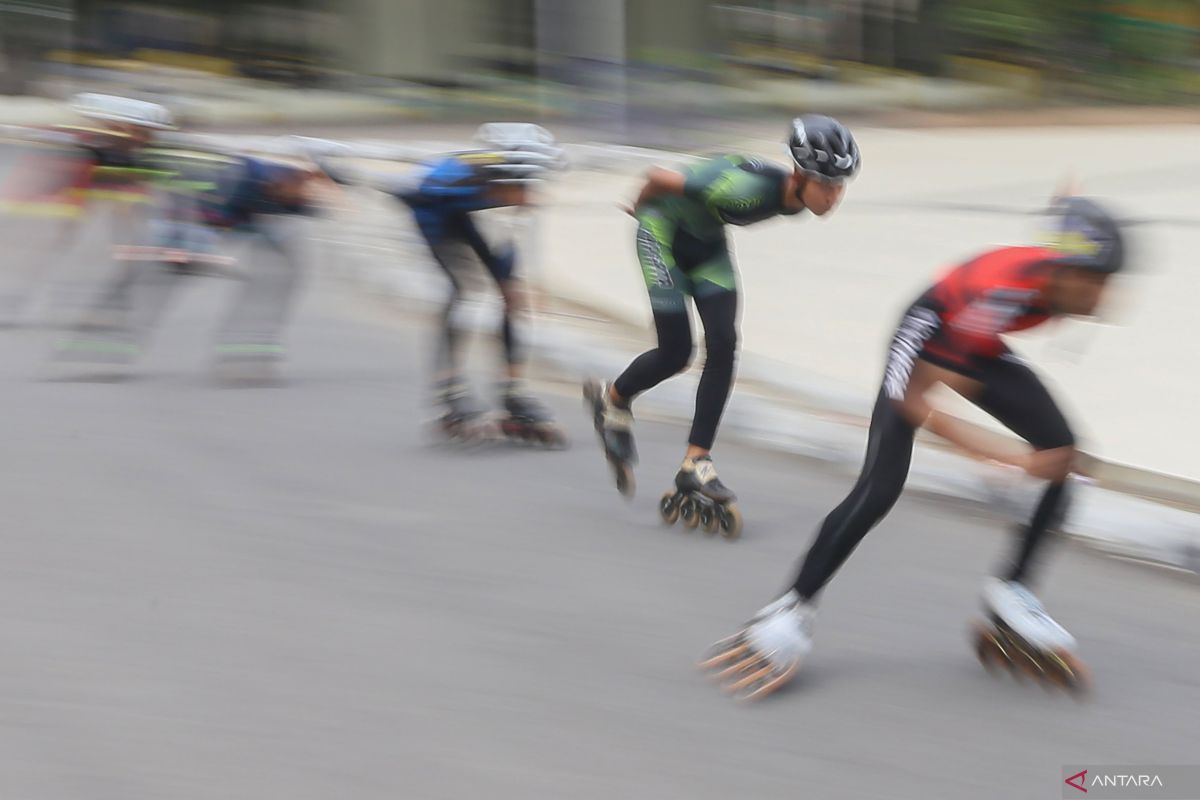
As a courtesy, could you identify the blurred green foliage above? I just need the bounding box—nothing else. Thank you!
[939,0,1200,99]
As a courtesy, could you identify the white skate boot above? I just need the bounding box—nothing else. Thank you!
[972,577,1089,694]
[701,590,815,701]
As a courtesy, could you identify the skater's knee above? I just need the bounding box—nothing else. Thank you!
[1030,446,1076,483]
[862,480,905,521]
[704,328,738,364]
[1029,414,1075,454]
[440,281,463,316]
[499,280,524,313]
[654,327,694,375]
[661,341,694,375]
[1041,476,1073,531]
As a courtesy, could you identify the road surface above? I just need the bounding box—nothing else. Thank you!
[0,270,1197,800]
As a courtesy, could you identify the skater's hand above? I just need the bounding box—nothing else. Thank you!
[1053,171,1082,202]
[619,202,638,218]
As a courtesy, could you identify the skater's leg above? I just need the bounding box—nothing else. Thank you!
[246,217,304,348]
[423,232,475,385]
[611,209,694,405]
[791,390,917,600]
[972,352,1076,586]
[214,219,302,361]
[612,306,693,402]
[469,236,560,439]
[702,389,915,700]
[498,279,523,374]
[118,218,196,346]
[663,279,739,507]
[459,214,526,384]
[689,277,738,453]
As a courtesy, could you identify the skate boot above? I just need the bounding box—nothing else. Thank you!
[583,378,636,496]
[659,456,743,539]
[434,381,496,444]
[499,389,568,448]
[50,319,140,381]
[213,343,286,386]
[700,591,815,701]
[971,577,1089,695]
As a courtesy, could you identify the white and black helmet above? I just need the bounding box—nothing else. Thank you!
[71,93,175,130]
[787,114,860,183]
[473,122,566,183]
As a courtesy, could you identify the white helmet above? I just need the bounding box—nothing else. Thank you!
[71,93,175,130]
[473,122,566,182]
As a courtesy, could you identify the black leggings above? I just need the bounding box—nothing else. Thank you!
[791,352,1075,601]
[613,290,738,450]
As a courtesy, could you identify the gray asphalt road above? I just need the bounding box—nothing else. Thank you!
[1,273,1197,800]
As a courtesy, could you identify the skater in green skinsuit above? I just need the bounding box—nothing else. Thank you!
[585,115,861,538]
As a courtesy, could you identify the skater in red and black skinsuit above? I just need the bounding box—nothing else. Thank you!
[704,196,1127,699]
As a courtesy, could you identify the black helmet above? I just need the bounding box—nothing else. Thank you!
[1041,196,1125,274]
[787,114,860,183]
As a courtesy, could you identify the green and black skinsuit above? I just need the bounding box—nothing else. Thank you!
[615,154,799,449]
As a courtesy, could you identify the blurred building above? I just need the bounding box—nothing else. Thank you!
[3,0,1199,102]
[339,0,716,83]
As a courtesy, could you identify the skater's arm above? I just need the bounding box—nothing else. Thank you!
[897,361,1026,466]
[899,361,1075,480]
[627,167,685,215]
[484,183,532,209]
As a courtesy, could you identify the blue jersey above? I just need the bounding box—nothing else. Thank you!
[203,156,310,229]
[399,153,510,240]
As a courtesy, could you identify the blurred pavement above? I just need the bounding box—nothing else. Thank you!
[1,267,1198,799]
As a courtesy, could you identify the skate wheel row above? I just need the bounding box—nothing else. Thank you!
[970,620,1090,698]
[611,459,635,498]
[433,416,502,447]
[659,491,742,540]
[435,416,570,450]
[698,632,797,701]
[499,418,569,449]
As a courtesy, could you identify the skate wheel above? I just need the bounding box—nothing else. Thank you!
[702,638,798,702]
[733,661,799,702]
[700,505,719,534]
[680,498,700,530]
[719,503,743,540]
[698,632,748,672]
[1042,649,1091,697]
[659,491,680,525]
[1007,640,1044,683]
[541,427,569,449]
[971,622,1009,675]
[612,460,635,498]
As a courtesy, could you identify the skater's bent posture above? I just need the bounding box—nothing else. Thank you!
[704,195,1126,699]
[392,123,564,437]
[585,115,860,507]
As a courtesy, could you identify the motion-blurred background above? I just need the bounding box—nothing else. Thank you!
[1,4,1199,799]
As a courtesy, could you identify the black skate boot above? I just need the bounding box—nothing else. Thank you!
[583,378,637,496]
[500,387,567,448]
[659,456,743,539]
